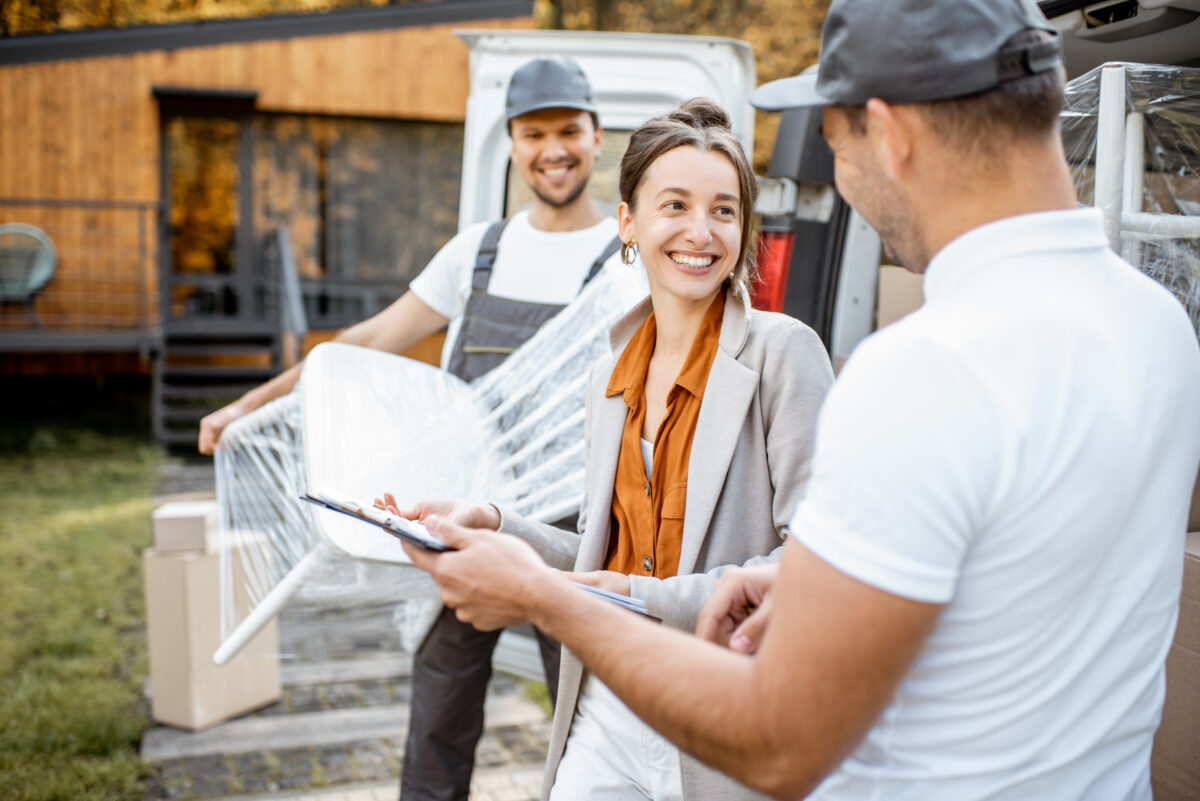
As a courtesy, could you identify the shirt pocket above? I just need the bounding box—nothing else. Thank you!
[656,482,688,578]
[660,481,688,520]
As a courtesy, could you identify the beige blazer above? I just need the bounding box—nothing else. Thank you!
[500,288,834,800]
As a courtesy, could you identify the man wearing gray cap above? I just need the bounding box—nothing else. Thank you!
[197,56,625,801]
[397,1,1200,799]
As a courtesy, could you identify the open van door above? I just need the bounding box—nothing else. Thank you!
[455,30,756,229]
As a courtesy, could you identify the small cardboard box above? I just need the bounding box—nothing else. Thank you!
[876,264,925,329]
[144,546,281,730]
[152,500,218,553]
[1152,531,1200,801]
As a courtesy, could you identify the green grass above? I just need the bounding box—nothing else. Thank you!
[0,378,159,801]
[522,678,553,718]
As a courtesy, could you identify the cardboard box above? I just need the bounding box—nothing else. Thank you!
[152,499,218,553]
[875,264,925,329]
[1152,531,1200,801]
[144,546,281,730]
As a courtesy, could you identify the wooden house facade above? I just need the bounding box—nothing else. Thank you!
[0,0,533,441]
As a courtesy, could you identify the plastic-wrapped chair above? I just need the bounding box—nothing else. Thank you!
[212,267,646,664]
[1062,62,1200,336]
[0,223,56,326]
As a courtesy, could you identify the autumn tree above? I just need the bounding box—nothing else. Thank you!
[536,0,829,168]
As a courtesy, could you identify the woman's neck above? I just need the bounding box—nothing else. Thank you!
[650,287,723,361]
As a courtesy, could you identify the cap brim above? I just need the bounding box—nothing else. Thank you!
[506,100,598,121]
[750,73,828,111]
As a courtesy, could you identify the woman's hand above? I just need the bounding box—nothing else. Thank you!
[374,493,501,531]
[564,569,631,597]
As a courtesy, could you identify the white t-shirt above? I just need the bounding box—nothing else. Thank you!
[408,210,621,368]
[792,209,1200,800]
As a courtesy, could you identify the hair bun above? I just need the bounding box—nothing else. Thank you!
[669,98,731,131]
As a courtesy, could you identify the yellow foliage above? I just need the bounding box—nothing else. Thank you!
[2,0,402,36]
[534,0,830,169]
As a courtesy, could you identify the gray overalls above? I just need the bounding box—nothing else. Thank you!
[446,217,619,381]
[402,218,620,801]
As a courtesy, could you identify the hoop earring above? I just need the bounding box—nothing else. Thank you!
[620,241,638,265]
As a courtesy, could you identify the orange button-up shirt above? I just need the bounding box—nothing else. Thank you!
[604,292,726,578]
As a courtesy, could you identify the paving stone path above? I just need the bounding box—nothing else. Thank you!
[144,461,550,801]
[141,614,551,801]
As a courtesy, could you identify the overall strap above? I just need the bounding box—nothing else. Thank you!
[471,218,511,292]
[581,234,623,288]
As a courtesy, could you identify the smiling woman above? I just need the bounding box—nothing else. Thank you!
[621,146,741,308]
[394,99,836,801]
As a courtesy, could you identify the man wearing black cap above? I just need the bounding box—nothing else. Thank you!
[398,1,1200,799]
[197,56,628,801]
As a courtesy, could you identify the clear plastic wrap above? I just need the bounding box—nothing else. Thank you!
[1061,62,1200,337]
[214,266,648,661]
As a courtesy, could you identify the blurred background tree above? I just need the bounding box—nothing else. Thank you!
[0,0,400,36]
[534,0,829,167]
[0,0,829,166]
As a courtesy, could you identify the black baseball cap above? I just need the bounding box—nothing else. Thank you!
[505,56,598,121]
[752,0,1061,110]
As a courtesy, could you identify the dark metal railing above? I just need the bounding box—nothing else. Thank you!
[0,197,161,354]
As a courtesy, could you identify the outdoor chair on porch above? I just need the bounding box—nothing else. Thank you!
[0,223,56,327]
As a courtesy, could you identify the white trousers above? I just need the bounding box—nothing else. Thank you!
[548,672,685,800]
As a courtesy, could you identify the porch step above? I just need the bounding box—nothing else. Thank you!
[154,332,286,448]
[165,342,278,357]
[153,226,307,449]
[161,365,278,381]
[160,383,263,401]
[157,428,203,447]
[160,406,217,423]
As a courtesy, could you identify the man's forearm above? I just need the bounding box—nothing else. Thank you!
[237,363,303,413]
[412,523,937,800]
[522,541,938,801]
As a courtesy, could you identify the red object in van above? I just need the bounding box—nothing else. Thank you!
[751,229,795,312]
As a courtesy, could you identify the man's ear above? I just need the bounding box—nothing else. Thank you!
[865,98,914,182]
[594,125,604,157]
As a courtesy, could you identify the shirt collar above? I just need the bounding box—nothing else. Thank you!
[674,291,726,396]
[924,208,1109,302]
[607,310,657,399]
[606,291,727,400]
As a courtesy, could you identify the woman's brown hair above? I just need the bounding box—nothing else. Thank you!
[619,98,758,294]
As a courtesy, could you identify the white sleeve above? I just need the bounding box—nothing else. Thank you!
[790,332,1006,603]
[599,250,650,311]
[407,222,490,321]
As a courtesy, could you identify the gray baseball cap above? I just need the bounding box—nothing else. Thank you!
[752,0,1060,110]
[505,56,598,121]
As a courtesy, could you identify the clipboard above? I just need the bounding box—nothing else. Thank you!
[300,489,452,552]
[301,489,660,621]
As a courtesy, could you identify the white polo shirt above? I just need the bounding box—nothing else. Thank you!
[792,209,1200,800]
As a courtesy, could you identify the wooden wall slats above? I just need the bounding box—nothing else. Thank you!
[0,15,530,349]
[1,16,529,200]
